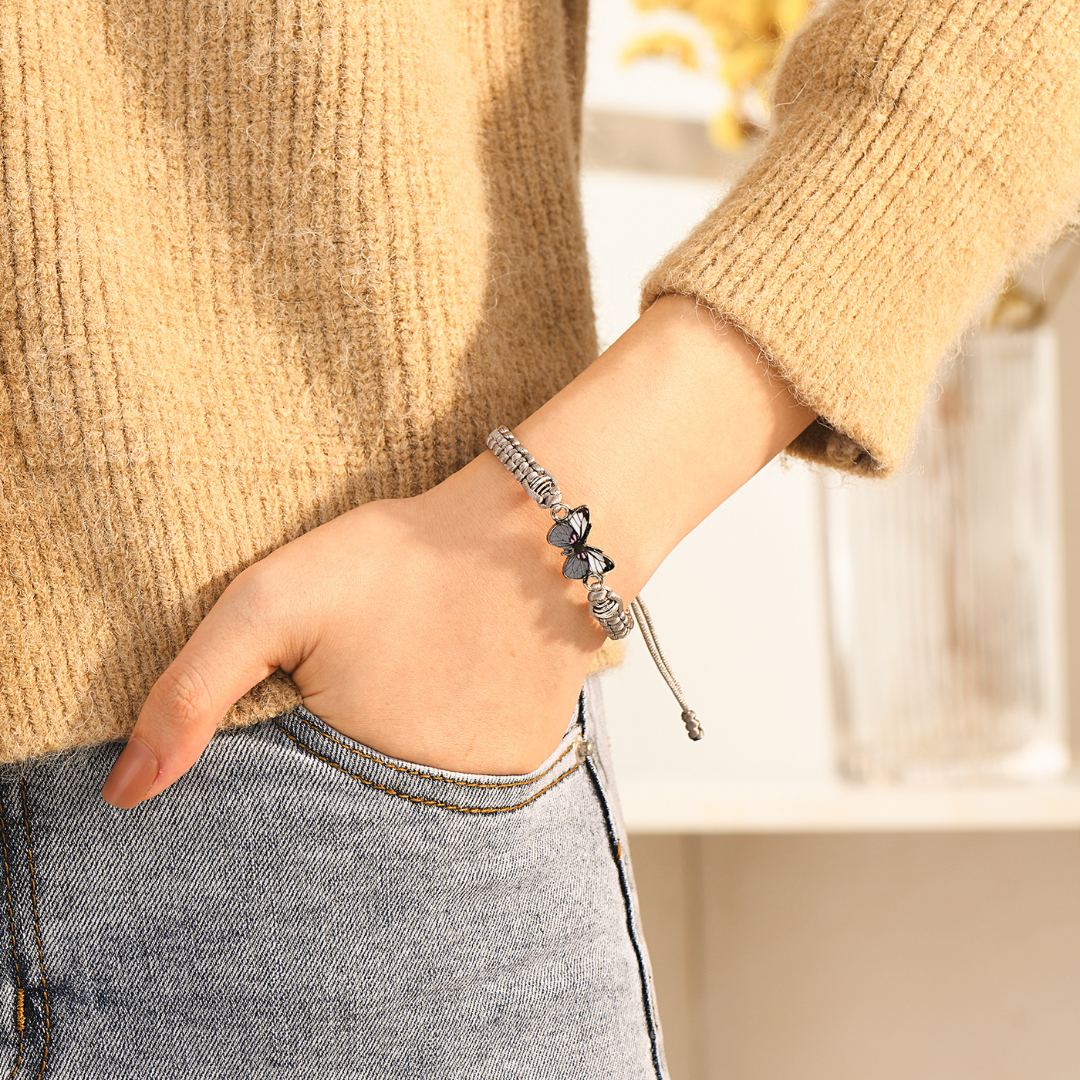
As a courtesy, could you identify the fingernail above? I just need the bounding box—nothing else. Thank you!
[101,738,159,809]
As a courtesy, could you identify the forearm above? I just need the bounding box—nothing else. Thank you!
[454,294,818,613]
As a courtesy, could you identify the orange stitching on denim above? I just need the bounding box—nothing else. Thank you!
[19,779,48,1080]
[277,725,580,813]
[13,992,22,1035]
[291,711,575,789]
[0,794,24,1080]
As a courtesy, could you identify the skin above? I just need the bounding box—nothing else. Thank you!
[100,294,819,808]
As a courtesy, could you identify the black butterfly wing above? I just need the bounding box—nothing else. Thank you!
[562,544,615,580]
[547,520,576,550]
[547,506,591,551]
[562,551,593,579]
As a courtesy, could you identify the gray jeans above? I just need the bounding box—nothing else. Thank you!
[0,677,668,1078]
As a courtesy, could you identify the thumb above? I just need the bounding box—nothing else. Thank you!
[101,570,295,808]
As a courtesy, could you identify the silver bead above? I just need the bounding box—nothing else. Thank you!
[588,585,634,640]
[682,709,703,741]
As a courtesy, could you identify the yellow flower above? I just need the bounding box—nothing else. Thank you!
[621,31,700,69]
[720,41,772,86]
[625,0,815,147]
[706,108,746,151]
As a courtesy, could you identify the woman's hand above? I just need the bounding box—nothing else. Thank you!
[101,295,817,809]
[100,453,607,809]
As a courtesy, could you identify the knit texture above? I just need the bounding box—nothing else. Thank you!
[1,0,1078,761]
[0,0,600,761]
[642,0,1080,474]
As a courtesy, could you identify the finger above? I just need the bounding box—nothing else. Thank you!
[101,570,293,808]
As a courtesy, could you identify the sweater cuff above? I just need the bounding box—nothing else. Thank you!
[641,0,1080,475]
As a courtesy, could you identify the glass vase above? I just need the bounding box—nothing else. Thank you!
[823,322,1069,783]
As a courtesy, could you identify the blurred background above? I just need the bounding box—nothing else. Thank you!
[582,1,1080,1077]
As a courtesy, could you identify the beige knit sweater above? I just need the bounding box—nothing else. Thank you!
[1,0,1078,763]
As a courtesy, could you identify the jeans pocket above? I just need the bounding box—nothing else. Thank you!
[273,700,588,816]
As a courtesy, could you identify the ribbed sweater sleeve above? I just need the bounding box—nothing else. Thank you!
[641,0,1080,474]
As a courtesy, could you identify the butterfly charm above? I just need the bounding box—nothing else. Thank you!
[547,505,615,580]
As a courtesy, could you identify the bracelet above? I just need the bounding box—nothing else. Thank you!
[486,426,703,741]
[486,426,633,639]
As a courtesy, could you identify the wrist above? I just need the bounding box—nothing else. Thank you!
[514,294,818,592]
[417,448,609,659]
[422,290,817,672]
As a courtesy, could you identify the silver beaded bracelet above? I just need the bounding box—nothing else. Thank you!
[487,426,702,741]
